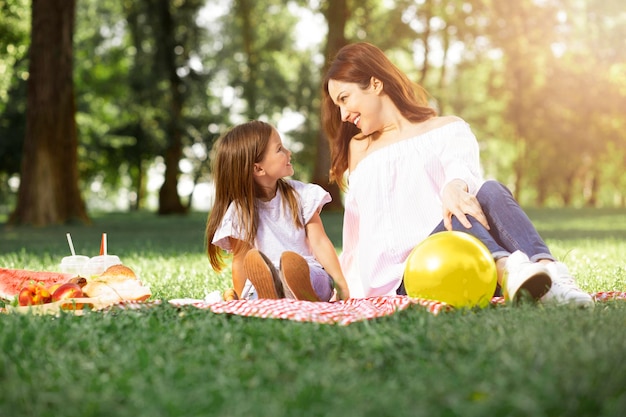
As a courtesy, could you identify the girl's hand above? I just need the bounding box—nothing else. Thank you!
[334,282,350,301]
[306,211,351,301]
[441,179,490,231]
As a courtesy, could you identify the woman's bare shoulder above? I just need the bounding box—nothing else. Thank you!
[348,134,370,172]
[404,115,466,138]
[427,115,465,128]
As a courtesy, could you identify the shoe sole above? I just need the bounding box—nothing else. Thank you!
[280,252,321,302]
[548,298,596,309]
[243,250,281,299]
[514,272,552,302]
[541,290,595,309]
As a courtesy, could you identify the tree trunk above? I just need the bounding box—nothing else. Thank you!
[9,0,89,226]
[157,0,186,215]
[437,24,450,113]
[159,138,186,215]
[236,0,258,120]
[584,170,598,207]
[562,173,574,206]
[313,0,350,211]
[418,0,433,85]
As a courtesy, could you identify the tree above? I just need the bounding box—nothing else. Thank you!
[0,0,30,115]
[312,0,349,211]
[211,0,322,171]
[73,0,209,213]
[155,0,188,215]
[9,0,89,226]
[482,0,626,206]
[216,0,303,119]
[0,0,30,211]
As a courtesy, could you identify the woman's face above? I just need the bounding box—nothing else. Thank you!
[327,78,382,136]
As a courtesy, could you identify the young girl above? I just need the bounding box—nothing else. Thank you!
[205,120,349,302]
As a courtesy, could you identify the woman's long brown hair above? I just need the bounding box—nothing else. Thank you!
[205,120,303,271]
[321,42,437,188]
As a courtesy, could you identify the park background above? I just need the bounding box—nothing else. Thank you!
[2,3,626,416]
[1,0,625,227]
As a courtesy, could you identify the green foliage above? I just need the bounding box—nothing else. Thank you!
[72,0,216,211]
[1,0,625,214]
[0,0,30,207]
[469,0,626,206]
[0,0,30,112]
[1,209,626,417]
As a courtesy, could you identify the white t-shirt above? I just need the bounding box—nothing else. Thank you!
[212,179,332,271]
[340,120,485,297]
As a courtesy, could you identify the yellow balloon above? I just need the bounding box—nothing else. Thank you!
[404,231,497,308]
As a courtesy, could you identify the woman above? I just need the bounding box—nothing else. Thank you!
[321,42,592,307]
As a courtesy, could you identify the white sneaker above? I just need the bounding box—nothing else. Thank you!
[542,262,595,308]
[504,251,552,302]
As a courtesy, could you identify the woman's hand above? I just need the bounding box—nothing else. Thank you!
[441,179,490,231]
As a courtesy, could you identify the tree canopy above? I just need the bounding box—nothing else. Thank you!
[1,0,625,225]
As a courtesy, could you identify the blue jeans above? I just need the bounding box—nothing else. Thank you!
[431,180,554,262]
[397,181,554,296]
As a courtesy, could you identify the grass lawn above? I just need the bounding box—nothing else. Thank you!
[1,208,625,417]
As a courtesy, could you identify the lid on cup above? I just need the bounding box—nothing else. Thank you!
[61,255,90,264]
[84,255,122,277]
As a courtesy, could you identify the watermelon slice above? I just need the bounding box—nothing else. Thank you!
[0,268,74,300]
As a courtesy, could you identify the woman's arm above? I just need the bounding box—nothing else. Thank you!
[439,122,489,231]
[305,212,350,300]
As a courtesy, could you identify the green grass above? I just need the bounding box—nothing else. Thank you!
[1,208,626,417]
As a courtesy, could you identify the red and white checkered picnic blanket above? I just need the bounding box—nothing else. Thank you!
[114,291,625,326]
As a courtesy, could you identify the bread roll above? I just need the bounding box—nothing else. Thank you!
[83,264,151,303]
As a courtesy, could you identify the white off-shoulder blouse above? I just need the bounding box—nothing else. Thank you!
[340,120,486,297]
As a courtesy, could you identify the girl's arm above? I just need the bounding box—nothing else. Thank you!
[228,237,253,298]
[305,211,350,300]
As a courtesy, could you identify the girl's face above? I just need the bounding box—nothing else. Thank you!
[255,129,294,182]
[327,78,382,136]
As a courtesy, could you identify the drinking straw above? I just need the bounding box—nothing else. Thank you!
[66,233,76,256]
[99,234,104,256]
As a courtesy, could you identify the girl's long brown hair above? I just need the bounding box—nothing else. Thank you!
[205,120,303,271]
[322,42,437,188]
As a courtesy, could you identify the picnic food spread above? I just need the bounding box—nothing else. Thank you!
[1,233,152,315]
[1,263,152,314]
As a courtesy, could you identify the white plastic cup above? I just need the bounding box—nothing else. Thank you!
[60,255,90,275]
[83,255,122,277]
